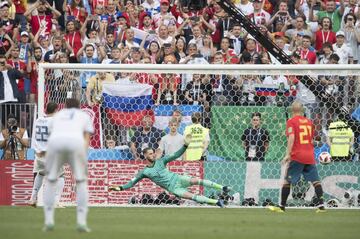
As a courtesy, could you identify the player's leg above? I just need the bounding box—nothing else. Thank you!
[173,188,224,207]
[69,147,90,232]
[188,177,230,192]
[303,165,325,212]
[43,148,62,230]
[174,176,225,207]
[55,175,65,208]
[269,161,302,212]
[29,155,46,207]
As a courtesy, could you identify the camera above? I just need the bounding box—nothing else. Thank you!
[8,125,18,134]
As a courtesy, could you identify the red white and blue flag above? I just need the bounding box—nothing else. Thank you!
[102,82,154,127]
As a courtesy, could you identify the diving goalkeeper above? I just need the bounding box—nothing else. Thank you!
[109,135,230,207]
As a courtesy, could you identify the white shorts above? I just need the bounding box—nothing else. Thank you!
[33,155,46,175]
[45,138,87,182]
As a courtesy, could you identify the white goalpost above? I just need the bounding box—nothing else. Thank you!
[36,63,360,207]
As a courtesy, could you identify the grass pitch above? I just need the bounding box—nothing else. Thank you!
[0,206,359,239]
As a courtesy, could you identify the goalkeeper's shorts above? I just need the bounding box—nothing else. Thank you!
[169,175,192,198]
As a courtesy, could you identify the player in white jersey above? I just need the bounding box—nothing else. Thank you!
[28,102,65,208]
[43,98,94,233]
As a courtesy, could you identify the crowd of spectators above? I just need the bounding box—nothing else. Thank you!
[0,0,359,160]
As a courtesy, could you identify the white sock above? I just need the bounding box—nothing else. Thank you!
[55,177,65,205]
[76,181,88,226]
[30,174,44,202]
[43,179,57,226]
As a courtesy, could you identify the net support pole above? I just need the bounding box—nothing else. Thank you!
[38,64,45,118]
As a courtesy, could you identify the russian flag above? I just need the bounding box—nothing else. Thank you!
[254,84,290,97]
[153,105,203,130]
[102,82,154,127]
[131,27,150,48]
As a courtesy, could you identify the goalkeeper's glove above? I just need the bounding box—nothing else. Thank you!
[184,134,192,146]
[109,185,123,191]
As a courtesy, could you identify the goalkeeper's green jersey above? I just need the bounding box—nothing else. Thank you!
[122,146,187,191]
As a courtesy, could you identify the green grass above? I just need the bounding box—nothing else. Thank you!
[0,207,359,239]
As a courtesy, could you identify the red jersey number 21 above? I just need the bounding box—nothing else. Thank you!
[299,125,312,144]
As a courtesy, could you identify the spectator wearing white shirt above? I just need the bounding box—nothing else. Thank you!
[156,118,184,160]
[333,31,353,64]
[236,0,254,16]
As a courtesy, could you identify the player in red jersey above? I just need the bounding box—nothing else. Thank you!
[269,101,325,213]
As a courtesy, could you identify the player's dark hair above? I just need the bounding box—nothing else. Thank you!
[46,102,58,114]
[65,98,80,109]
[251,112,261,119]
[191,112,202,123]
[142,147,153,155]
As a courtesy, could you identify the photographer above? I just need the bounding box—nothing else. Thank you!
[0,114,29,160]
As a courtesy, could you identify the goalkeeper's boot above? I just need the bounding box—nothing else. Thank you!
[108,185,122,191]
[42,224,54,232]
[216,199,225,208]
[77,224,91,233]
[268,205,285,213]
[315,205,326,213]
[28,200,37,208]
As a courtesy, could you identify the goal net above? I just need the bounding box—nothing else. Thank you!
[37,63,360,208]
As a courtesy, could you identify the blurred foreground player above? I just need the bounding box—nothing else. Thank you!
[109,135,230,207]
[43,99,94,232]
[269,101,325,213]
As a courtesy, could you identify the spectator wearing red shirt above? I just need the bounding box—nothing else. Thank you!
[64,20,83,56]
[26,47,44,103]
[299,35,317,64]
[65,0,87,23]
[6,46,27,102]
[269,102,325,213]
[24,1,61,36]
[314,17,336,52]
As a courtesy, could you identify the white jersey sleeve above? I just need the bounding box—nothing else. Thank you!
[32,116,52,153]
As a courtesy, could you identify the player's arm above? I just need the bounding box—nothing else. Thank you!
[283,122,295,164]
[283,134,295,164]
[109,171,145,191]
[162,134,192,164]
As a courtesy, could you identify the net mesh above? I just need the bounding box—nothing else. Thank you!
[38,65,360,207]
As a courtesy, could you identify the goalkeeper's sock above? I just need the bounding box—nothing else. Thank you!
[43,180,57,226]
[76,180,88,226]
[280,184,291,208]
[55,177,65,205]
[192,194,218,205]
[314,182,324,206]
[30,173,44,202]
[198,179,223,190]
